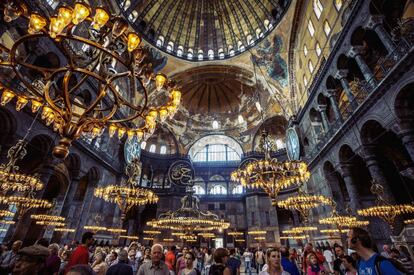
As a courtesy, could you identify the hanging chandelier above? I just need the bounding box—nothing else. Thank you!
[247,230,267,235]
[147,188,230,232]
[277,188,332,223]
[0,219,15,225]
[198,232,215,238]
[320,204,370,234]
[357,181,414,230]
[280,235,309,240]
[404,219,414,225]
[107,228,127,234]
[320,229,349,234]
[0,210,14,218]
[119,235,138,240]
[83,225,107,232]
[54,227,75,233]
[94,158,158,222]
[31,212,66,227]
[0,1,181,159]
[0,140,44,194]
[143,230,161,235]
[231,130,310,203]
[227,231,244,236]
[0,194,52,220]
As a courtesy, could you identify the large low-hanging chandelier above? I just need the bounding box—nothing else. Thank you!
[94,158,158,222]
[277,187,332,223]
[357,181,414,230]
[147,188,230,232]
[0,194,52,220]
[0,1,181,159]
[231,130,310,204]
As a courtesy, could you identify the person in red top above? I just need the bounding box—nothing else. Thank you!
[165,245,176,271]
[64,232,94,274]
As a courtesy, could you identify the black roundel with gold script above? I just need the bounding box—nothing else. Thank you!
[168,160,195,186]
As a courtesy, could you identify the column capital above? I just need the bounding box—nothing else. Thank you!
[317,104,327,112]
[335,69,348,80]
[347,46,366,58]
[339,162,353,177]
[326,89,338,98]
[364,15,385,30]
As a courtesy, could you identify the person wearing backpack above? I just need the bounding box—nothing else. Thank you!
[347,227,403,275]
[209,248,231,275]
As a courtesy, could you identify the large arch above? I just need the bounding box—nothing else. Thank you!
[252,115,288,151]
[188,135,243,162]
[322,161,349,208]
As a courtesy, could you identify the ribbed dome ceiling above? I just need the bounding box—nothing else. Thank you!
[172,65,256,116]
[117,0,291,61]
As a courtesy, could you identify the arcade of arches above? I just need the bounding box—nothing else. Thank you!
[0,0,414,272]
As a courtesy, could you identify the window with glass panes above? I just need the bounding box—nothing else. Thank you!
[193,144,241,162]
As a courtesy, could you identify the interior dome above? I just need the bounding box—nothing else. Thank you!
[116,0,291,61]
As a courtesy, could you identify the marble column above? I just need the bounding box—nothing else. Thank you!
[318,105,330,131]
[339,162,361,212]
[398,120,414,163]
[292,210,300,226]
[347,46,378,87]
[362,145,395,203]
[326,89,343,123]
[365,15,396,54]
[335,69,358,110]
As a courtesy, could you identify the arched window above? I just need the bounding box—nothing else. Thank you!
[308,60,314,73]
[275,139,286,149]
[198,50,204,61]
[304,44,308,56]
[264,20,270,30]
[187,48,194,60]
[324,20,331,36]
[122,0,131,10]
[149,144,156,153]
[334,0,343,11]
[313,0,323,19]
[128,11,138,22]
[167,41,174,52]
[210,185,227,195]
[229,49,235,56]
[193,185,206,195]
[232,185,243,194]
[304,75,308,87]
[212,120,219,129]
[160,145,167,154]
[315,42,321,56]
[246,34,253,45]
[208,49,214,60]
[140,141,147,149]
[156,36,164,47]
[189,135,243,162]
[256,28,263,38]
[237,41,245,51]
[177,46,184,57]
[308,20,315,37]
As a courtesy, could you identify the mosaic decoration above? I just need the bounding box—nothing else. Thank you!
[251,35,288,88]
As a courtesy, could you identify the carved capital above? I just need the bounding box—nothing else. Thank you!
[364,15,384,30]
[326,89,338,98]
[317,105,327,112]
[347,46,366,58]
[335,69,348,80]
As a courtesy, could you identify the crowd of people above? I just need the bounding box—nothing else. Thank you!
[0,227,413,274]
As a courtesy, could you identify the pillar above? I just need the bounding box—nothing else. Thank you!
[347,46,377,87]
[318,105,330,131]
[326,89,343,123]
[398,120,414,163]
[339,162,361,212]
[335,69,358,110]
[362,145,395,203]
[365,15,396,54]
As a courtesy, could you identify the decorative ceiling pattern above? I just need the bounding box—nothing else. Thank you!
[116,0,291,61]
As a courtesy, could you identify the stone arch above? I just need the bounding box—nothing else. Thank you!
[360,119,385,145]
[252,115,287,151]
[394,82,414,129]
[18,134,54,173]
[64,153,81,179]
[322,161,349,208]
[0,107,17,146]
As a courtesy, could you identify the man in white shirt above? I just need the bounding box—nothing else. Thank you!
[242,249,253,275]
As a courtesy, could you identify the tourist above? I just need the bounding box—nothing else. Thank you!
[209,248,231,275]
[256,249,265,273]
[0,240,22,275]
[196,248,205,272]
[203,248,213,275]
[390,248,414,274]
[45,243,61,275]
[106,251,118,267]
[381,245,392,258]
[227,248,241,275]
[242,249,253,275]
[165,246,176,272]
[333,245,346,275]
[59,250,71,275]
[128,249,139,274]
[107,249,133,275]
[65,232,94,273]
[341,255,357,275]
[65,265,94,275]
[347,227,401,274]
[258,248,289,275]
[306,252,326,275]
[322,246,334,273]
[137,244,169,275]
[139,247,151,265]
[179,251,198,275]
[280,247,300,275]
[12,244,50,275]
[176,247,189,275]
[91,252,107,275]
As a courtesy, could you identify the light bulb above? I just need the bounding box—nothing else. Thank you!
[127,130,135,140]
[49,16,65,39]
[149,110,158,120]
[159,107,168,122]
[57,6,73,27]
[28,13,47,34]
[136,130,144,141]
[1,90,15,106]
[108,124,117,138]
[92,7,109,30]
[127,32,141,52]
[117,128,126,139]
[72,2,90,25]
[154,73,167,91]
[41,106,53,120]
[15,96,28,111]
[31,99,42,113]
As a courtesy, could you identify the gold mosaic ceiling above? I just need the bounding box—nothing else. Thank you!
[116,0,291,61]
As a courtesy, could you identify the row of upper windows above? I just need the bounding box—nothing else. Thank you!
[141,142,167,154]
[313,0,343,20]
[307,19,331,38]
[193,184,244,195]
